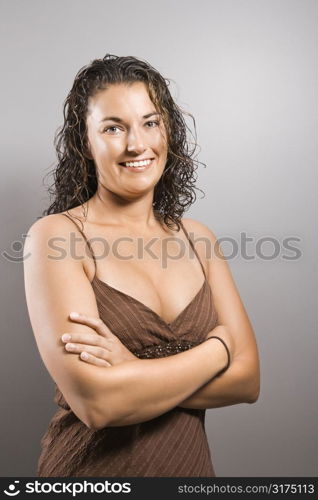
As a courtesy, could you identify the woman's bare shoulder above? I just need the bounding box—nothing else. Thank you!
[180,217,221,278]
[181,217,218,243]
[26,212,80,236]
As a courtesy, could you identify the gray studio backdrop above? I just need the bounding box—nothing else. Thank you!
[1,0,317,476]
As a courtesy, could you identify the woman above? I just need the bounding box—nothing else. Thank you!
[23,54,260,477]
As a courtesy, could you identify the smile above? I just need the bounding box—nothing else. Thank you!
[119,158,154,171]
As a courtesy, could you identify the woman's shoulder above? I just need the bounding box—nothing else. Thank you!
[180,217,220,274]
[24,213,89,274]
[25,212,85,243]
[181,217,218,244]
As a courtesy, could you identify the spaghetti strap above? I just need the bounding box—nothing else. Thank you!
[179,220,207,280]
[61,213,97,277]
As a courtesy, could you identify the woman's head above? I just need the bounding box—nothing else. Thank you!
[85,80,169,207]
[43,54,204,229]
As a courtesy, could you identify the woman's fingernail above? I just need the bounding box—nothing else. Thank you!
[62,334,71,342]
[70,312,79,318]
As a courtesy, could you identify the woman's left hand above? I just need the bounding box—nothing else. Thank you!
[61,312,138,367]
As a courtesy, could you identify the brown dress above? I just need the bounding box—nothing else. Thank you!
[37,214,219,477]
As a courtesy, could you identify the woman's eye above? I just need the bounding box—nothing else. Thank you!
[104,126,120,134]
[104,121,159,134]
[146,120,159,128]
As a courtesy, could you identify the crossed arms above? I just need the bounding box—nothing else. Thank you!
[23,215,260,430]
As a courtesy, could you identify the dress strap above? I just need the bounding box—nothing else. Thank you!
[61,213,97,276]
[179,220,207,280]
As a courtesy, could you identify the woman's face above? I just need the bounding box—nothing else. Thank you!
[86,82,168,201]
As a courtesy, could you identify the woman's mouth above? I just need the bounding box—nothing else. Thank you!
[119,158,155,172]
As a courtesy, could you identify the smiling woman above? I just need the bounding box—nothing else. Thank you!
[84,81,169,196]
[42,53,201,227]
[23,53,260,477]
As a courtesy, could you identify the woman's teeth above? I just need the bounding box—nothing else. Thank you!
[122,159,152,168]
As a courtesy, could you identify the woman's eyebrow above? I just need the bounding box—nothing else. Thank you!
[99,112,161,123]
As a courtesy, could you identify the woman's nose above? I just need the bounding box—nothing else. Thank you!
[126,128,146,154]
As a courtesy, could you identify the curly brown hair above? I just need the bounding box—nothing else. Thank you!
[42,53,205,230]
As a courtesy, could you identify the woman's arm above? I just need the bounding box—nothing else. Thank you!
[23,215,231,430]
[177,219,261,409]
[88,336,229,429]
[178,345,260,409]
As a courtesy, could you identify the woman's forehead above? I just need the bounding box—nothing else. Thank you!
[87,82,155,120]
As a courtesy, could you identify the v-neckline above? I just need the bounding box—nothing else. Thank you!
[92,274,209,328]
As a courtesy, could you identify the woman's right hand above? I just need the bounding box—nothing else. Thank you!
[61,312,139,367]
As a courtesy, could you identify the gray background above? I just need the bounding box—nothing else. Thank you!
[1,0,317,476]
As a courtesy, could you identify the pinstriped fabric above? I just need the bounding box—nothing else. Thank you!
[37,216,219,477]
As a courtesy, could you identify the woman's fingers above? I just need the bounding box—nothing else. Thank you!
[64,341,111,365]
[66,313,138,366]
[80,351,111,367]
[69,312,113,338]
[61,332,106,347]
